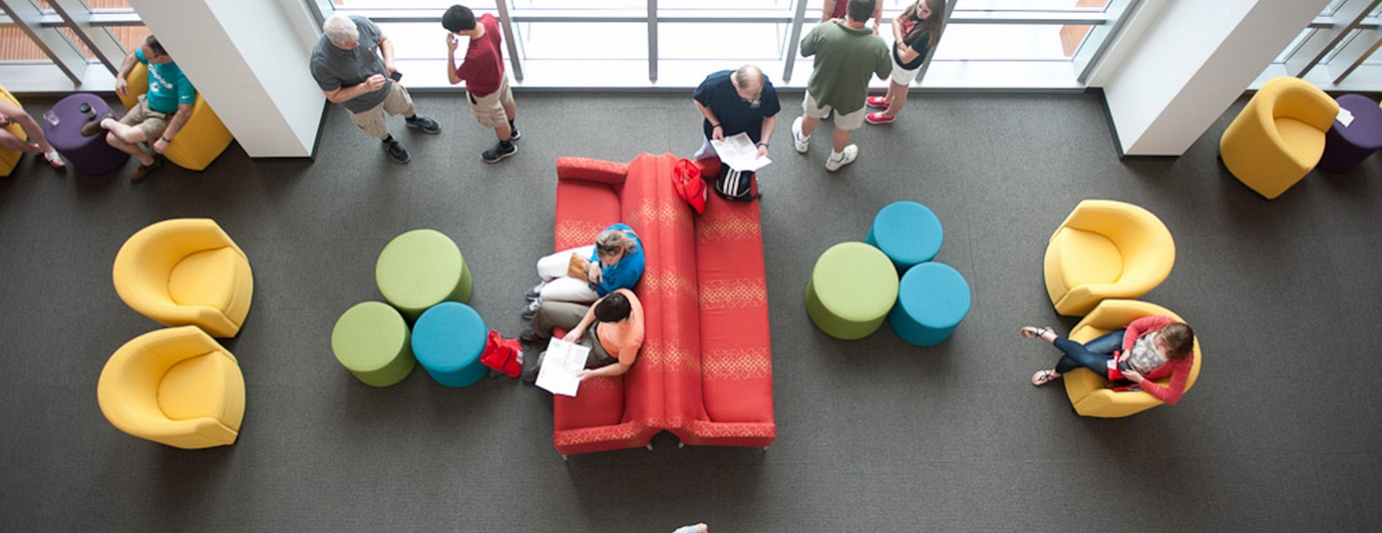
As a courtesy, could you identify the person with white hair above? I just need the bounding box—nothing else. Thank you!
[310,14,440,164]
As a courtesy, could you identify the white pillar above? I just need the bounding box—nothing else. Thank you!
[125,0,325,158]
[1091,0,1329,156]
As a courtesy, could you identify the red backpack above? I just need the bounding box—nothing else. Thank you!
[672,158,707,214]
[479,330,523,378]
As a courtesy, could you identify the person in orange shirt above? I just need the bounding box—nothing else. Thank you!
[522,288,644,382]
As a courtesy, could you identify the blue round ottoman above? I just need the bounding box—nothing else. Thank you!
[411,302,488,388]
[889,262,971,346]
[866,201,942,272]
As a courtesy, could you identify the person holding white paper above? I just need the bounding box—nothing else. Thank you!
[523,289,644,382]
[693,65,779,163]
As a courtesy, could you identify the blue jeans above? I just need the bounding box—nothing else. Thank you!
[1052,330,1125,376]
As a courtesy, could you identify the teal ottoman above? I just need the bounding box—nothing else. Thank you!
[806,242,900,340]
[411,302,489,388]
[889,262,971,346]
[866,201,942,272]
[376,229,472,320]
[331,301,415,387]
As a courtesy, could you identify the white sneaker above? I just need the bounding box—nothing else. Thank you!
[825,145,858,172]
[792,116,810,154]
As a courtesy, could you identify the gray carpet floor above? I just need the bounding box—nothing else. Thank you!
[2,90,1381,532]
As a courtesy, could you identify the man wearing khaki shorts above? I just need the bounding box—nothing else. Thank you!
[311,14,441,164]
[791,0,891,172]
[79,35,192,182]
[443,5,521,163]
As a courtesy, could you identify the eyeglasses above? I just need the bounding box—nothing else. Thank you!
[597,244,622,254]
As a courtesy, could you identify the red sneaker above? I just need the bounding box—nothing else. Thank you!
[865,112,895,125]
[866,96,889,109]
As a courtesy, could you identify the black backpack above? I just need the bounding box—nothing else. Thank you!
[713,166,758,202]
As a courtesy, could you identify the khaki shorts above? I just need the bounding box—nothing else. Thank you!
[468,76,513,129]
[802,92,865,131]
[347,82,415,139]
[119,95,171,142]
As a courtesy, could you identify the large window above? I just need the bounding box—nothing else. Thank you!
[1265,0,1382,90]
[2,0,1142,91]
[327,0,1140,89]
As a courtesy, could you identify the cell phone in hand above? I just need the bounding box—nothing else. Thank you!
[389,71,403,82]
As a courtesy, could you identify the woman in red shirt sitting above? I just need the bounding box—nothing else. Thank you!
[1021,316,1196,405]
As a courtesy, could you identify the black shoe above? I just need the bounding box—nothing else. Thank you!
[520,299,541,321]
[405,115,441,134]
[509,128,521,142]
[519,328,539,345]
[383,139,410,164]
[522,351,545,384]
[129,157,163,182]
[482,142,517,164]
[524,281,546,301]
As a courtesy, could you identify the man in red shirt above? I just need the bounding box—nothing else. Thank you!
[443,5,520,163]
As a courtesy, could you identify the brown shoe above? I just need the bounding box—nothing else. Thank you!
[129,157,163,182]
[79,111,116,137]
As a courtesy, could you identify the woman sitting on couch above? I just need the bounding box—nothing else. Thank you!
[521,223,644,320]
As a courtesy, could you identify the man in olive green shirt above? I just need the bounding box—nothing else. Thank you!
[791,0,891,172]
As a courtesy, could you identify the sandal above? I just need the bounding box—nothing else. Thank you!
[44,150,65,169]
[1019,326,1054,339]
[1031,369,1059,387]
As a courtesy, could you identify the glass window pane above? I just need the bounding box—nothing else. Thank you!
[373,23,451,60]
[57,27,96,59]
[108,25,150,53]
[0,26,49,61]
[85,0,135,10]
[661,23,783,60]
[955,0,1107,10]
[935,23,1072,60]
[520,22,643,59]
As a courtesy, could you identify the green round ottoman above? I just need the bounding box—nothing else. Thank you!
[806,242,900,340]
[331,301,415,387]
[375,229,472,320]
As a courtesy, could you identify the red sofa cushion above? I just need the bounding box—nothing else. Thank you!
[695,193,773,424]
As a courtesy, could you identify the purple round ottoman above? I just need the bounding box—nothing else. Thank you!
[1319,94,1382,173]
[41,94,129,175]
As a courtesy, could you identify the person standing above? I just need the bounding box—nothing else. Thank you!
[822,0,882,34]
[692,65,779,163]
[79,35,191,181]
[866,0,945,125]
[310,14,441,165]
[791,0,891,172]
[443,5,521,163]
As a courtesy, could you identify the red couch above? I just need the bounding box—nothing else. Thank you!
[550,153,776,456]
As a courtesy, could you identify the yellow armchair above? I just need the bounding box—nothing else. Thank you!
[97,326,246,449]
[1064,299,1202,418]
[120,62,233,171]
[1,83,28,177]
[1219,76,1339,200]
[113,218,253,338]
[1044,199,1175,317]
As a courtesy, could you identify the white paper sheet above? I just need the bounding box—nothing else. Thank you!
[710,132,773,172]
[1338,107,1355,128]
[536,338,590,397]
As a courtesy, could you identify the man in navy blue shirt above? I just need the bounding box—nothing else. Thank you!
[692,65,780,162]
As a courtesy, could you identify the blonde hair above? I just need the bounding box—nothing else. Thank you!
[595,228,638,256]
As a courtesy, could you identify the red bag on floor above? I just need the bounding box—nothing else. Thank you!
[672,158,707,214]
[479,330,523,378]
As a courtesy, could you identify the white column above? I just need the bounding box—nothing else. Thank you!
[1090,0,1330,156]
[125,0,325,158]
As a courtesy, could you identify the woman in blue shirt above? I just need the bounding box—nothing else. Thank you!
[522,223,644,320]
